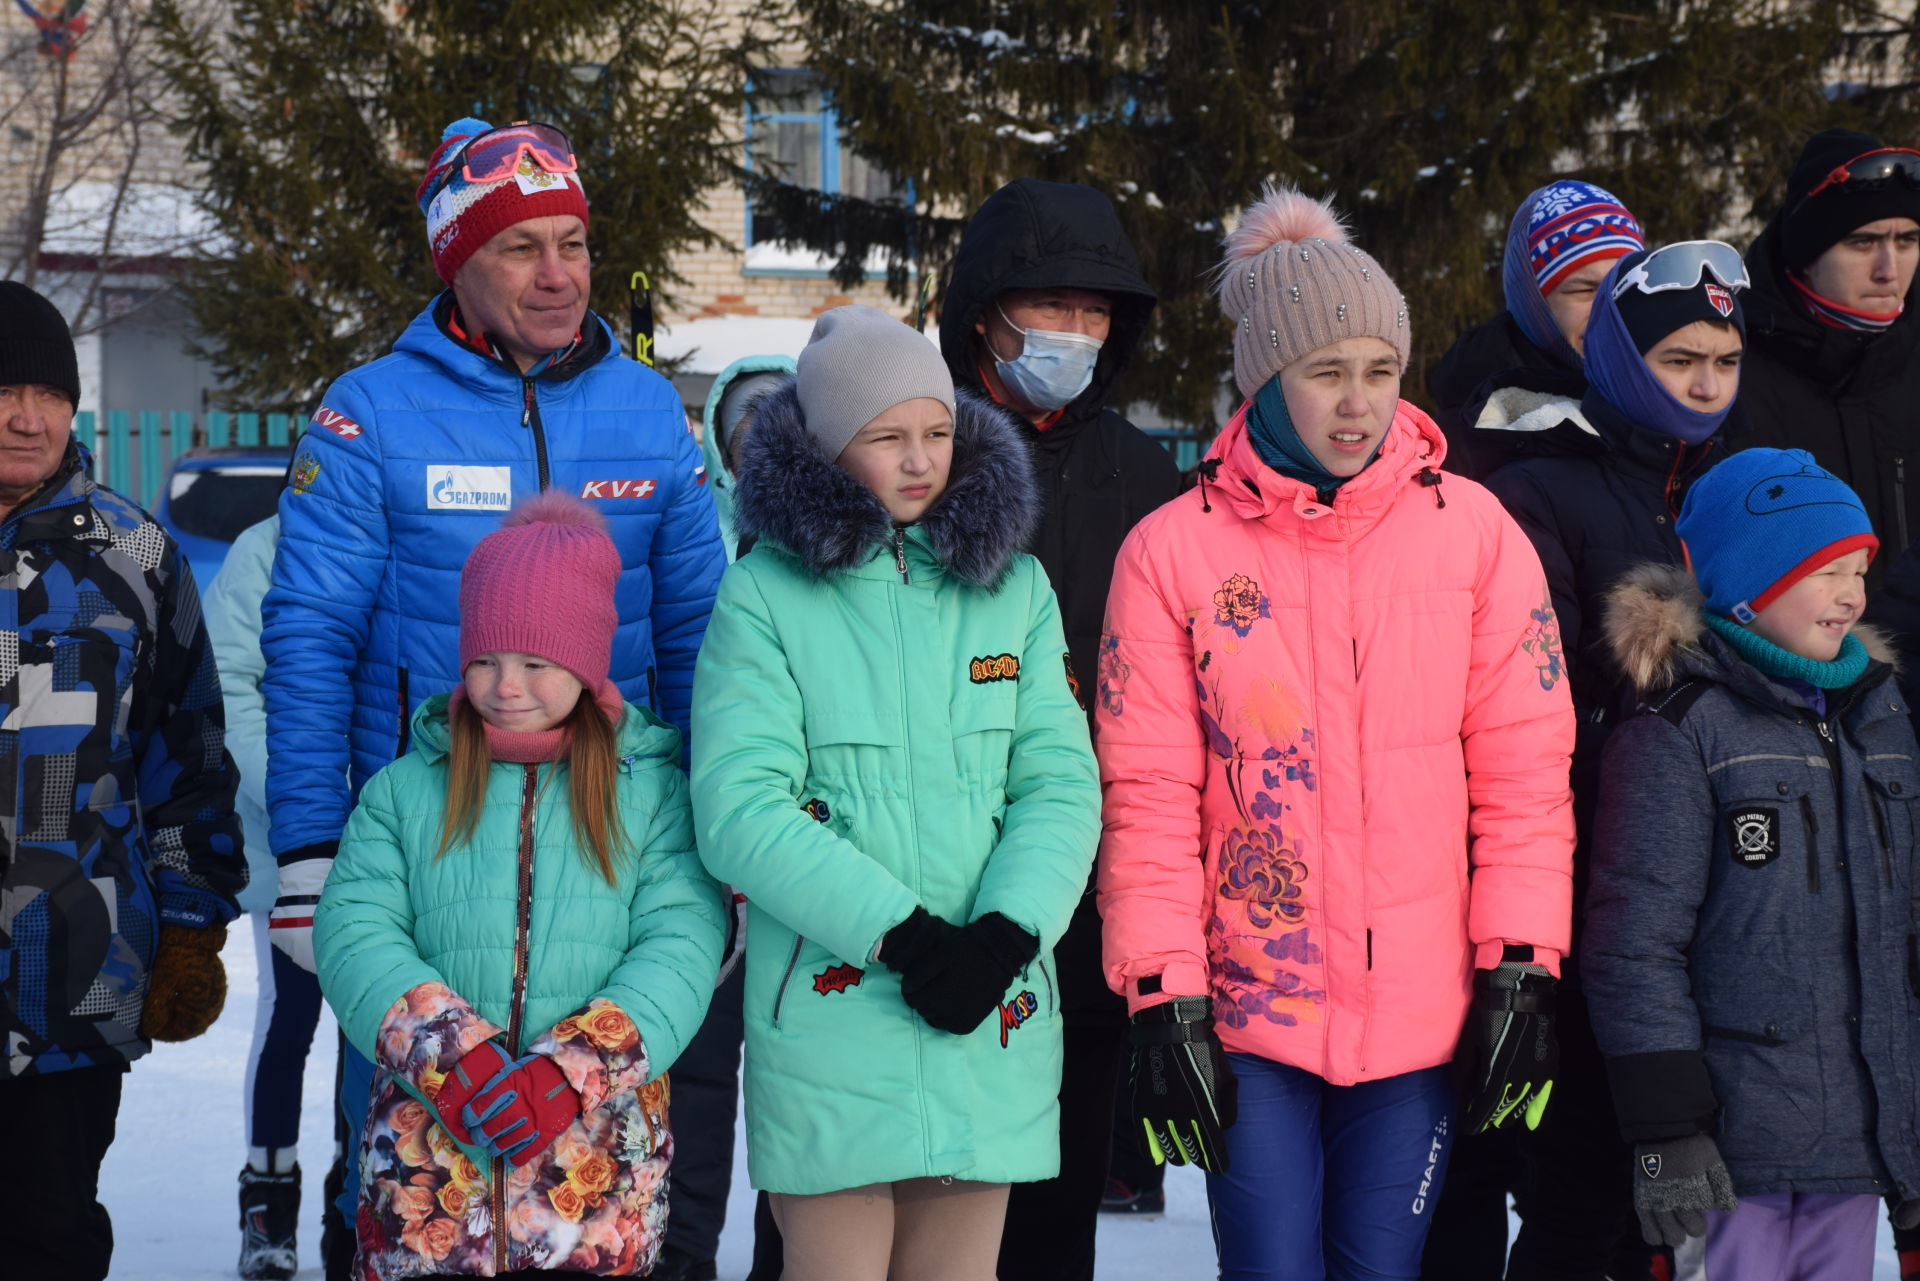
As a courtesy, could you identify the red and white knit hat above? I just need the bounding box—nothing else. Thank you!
[415,117,590,285]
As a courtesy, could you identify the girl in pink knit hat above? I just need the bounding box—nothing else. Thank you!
[312,489,728,1279]
[1095,185,1576,1278]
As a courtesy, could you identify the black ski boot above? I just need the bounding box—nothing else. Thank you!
[238,1163,301,1280]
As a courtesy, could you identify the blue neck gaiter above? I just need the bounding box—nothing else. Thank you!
[1582,271,1733,447]
[1245,374,1383,492]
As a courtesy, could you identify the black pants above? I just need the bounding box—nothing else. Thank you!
[0,1064,125,1281]
[658,962,745,1270]
[1422,985,1652,1281]
[995,1017,1128,1281]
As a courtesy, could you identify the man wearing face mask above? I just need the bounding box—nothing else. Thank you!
[937,177,1180,1281]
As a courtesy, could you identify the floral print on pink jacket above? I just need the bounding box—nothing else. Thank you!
[1096,401,1575,1086]
[354,981,670,1277]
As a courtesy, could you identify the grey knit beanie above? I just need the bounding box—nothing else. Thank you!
[1215,184,1409,401]
[796,305,957,459]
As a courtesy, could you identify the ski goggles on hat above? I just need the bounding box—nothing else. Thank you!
[1803,147,1920,200]
[429,121,577,200]
[1611,239,1750,300]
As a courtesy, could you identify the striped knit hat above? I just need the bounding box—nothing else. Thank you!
[415,117,590,284]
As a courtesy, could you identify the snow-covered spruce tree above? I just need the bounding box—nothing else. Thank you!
[779,1,1920,428]
[151,0,779,410]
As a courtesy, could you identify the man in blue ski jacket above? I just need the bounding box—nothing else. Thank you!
[257,118,725,1272]
[262,116,723,962]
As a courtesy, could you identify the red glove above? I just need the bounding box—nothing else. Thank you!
[465,1052,582,1168]
[429,1040,517,1148]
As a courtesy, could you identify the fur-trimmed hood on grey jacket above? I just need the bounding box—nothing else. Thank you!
[1582,561,1920,1199]
[1604,561,1896,701]
[731,383,1040,591]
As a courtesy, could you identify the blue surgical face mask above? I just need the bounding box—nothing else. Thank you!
[993,304,1103,411]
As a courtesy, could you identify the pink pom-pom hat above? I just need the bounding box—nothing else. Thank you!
[1215,183,1409,400]
[458,489,621,697]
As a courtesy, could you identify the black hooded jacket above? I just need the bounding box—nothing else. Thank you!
[938,178,1181,1023]
[1475,379,1723,955]
[1735,215,1920,585]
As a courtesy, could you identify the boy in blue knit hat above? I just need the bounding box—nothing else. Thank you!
[1583,447,1920,1280]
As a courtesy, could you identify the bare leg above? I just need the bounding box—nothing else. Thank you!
[769,1184,895,1281]
[891,1178,1012,1281]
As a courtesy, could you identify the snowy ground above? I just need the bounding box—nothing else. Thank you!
[102,941,1898,1279]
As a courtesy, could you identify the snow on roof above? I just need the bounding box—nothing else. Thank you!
[36,181,224,259]
[658,312,941,377]
[654,315,818,375]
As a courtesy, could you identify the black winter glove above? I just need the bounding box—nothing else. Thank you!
[878,906,960,977]
[1129,995,1236,1173]
[1458,956,1558,1133]
[882,908,1037,1035]
[1889,1193,1920,1233]
[1633,1133,1738,1246]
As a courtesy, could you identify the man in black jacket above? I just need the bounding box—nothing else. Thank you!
[937,177,1180,1281]
[1739,129,1920,591]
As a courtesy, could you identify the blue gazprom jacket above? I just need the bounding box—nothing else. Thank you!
[261,297,726,860]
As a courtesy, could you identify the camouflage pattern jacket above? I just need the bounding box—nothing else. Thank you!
[0,445,245,1077]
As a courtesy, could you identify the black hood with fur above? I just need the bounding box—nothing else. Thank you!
[731,382,1040,591]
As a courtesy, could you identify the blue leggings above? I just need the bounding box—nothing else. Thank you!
[1206,1055,1453,1281]
[244,913,324,1154]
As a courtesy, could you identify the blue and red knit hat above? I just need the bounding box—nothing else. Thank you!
[1520,180,1644,295]
[415,117,590,284]
[1677,448,1879,623]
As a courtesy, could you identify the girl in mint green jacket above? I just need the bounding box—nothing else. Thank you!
[690,306,1101,1281]
[314,493,726,1279]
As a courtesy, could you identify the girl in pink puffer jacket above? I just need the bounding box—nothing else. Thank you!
[1096,186,1576,1279]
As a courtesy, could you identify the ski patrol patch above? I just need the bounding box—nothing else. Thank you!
[970,654,1019,684]
[1725,806,1781,868]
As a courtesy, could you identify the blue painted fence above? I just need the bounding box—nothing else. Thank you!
[70,411,296,509]
[72,410,1208,511]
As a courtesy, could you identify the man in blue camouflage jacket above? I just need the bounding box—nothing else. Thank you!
[0,281,246,1281]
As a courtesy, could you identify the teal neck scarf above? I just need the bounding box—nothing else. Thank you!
[1703,613,1870,690]
[1245,374,1382,493]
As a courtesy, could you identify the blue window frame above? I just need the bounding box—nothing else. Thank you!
[744,70,902,254]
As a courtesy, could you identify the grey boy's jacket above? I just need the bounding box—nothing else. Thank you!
[1584,563,1920,1200]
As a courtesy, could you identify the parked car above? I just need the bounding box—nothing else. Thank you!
[154,446,292,585]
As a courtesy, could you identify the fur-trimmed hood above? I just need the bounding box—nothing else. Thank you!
[732,381,1040,589]
[1604,561,1896,697]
